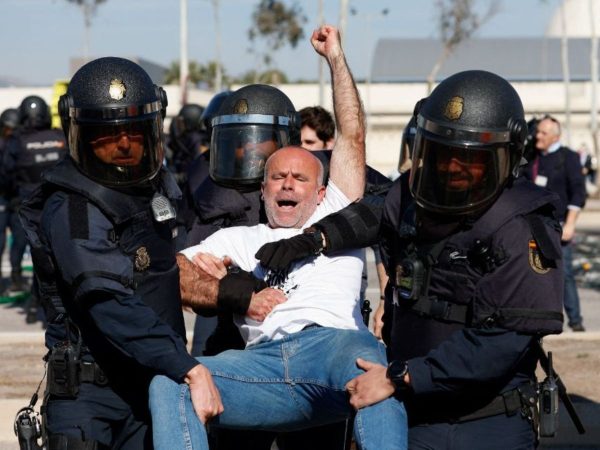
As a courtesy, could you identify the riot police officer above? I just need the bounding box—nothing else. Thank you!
[343,70,564,449]
[0,108,20,293]
[253,70,567,449]
[2,97,67,294]
[19,57,214,449]
[166,103,206,187]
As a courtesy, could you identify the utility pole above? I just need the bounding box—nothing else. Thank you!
[318,0,325,106]
[180,0,189,105]
[212,0,223,92]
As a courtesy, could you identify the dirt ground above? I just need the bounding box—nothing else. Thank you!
[1,338,599,403]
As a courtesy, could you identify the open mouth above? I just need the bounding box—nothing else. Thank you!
[276,199,298,210]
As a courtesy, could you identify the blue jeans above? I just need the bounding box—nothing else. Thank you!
[562,243,582,327]
[150,327,407,450]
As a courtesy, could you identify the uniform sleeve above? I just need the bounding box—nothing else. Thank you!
[565,150,586,209]
[407,328,533,395]
[87,291,199,381]
[43,193,198,381]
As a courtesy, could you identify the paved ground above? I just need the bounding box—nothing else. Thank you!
[1,201,599,449]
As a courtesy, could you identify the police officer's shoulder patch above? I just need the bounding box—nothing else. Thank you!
[528,240,550,274]
[134,246,150,271]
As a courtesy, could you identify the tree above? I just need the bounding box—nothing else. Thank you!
[248,0,306,82]
[65,0,107,59]
[164,61,229,89]
[427,0,499,93]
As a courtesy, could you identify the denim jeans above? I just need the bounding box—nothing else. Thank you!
[150,327,407,450]
[562,242,583,327]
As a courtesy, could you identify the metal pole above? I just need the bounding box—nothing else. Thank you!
[590,0,599,160]
[180,0,189,105]
[560,0,571,146]
[318,0,325,106]
[212,0,223,93]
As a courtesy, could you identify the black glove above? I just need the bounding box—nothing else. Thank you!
[255,229,324,273]
[218,268,267,315]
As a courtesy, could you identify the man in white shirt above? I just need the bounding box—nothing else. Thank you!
[149,25,407,450]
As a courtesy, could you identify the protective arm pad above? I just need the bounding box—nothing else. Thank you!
[217,269,268,315]
[313,201,382,253]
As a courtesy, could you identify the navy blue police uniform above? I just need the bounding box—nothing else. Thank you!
[20,157,198,448]
[380,176,563,449]
[17,57,201,450]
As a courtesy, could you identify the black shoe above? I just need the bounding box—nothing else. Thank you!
[570,323,586,332]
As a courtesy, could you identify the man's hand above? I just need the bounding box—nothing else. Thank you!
[176,254,219,309]
[372,302,385,340]
[310,24,343,62]
[192,252,233,280]
[255,234,321,272]
[185,364,224,424]
[562,221,576,242]
[345,358,395,410]
[247,288,287,321]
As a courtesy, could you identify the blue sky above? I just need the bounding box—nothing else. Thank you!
[0,0,560,85]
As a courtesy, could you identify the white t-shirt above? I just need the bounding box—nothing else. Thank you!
[181,181,365,347]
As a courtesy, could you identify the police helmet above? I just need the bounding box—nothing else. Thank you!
[398,114,417,173]
[209,84,300,189]
[59,57,168,187]
[178,104,205,133]
[201,90,232,137]
[409,70,526,216]
[523,117,539,163]
[0,108,19,130]
[18,96,51,130]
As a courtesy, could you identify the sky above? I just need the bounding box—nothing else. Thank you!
[0,0,562,86]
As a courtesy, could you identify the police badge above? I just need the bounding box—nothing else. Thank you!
[109,79,126,100]
[443,96,464,121]
[135,247,151,271]
[528,240,550,274]
[233,99,249,114]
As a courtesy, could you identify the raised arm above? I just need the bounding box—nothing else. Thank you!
[311,25,366,201]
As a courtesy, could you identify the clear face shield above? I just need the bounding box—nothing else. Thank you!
[69,114,164,187]
[209,114,291,189]
[409,129,511,215]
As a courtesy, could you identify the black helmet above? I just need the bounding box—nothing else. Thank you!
[177,103,205,133]
[523,117,539,163]
[398,114,417,173]
[201,90,232,137]
[18,96,51,130]
[59,57,168,187]
[0,108,19,130]
[409,70,526,216]
[209,84,300,189]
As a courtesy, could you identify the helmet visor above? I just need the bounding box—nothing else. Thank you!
[210,123,289,188]
[69,115,163,187]
[409,131,511,215]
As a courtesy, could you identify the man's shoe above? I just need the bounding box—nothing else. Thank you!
[570,323,586,332]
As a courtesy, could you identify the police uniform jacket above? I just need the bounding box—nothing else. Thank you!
[2,128,67,201]
[381,177,564,423]
[20,157,198,400]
